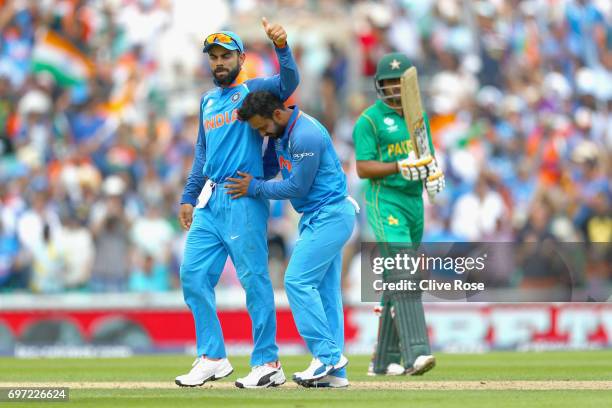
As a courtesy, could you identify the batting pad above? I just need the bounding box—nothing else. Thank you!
[373,298,402,374]
[390,291,431,368]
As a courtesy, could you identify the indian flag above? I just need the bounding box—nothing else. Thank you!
[30,30,94,87]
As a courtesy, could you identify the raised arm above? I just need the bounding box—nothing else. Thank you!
[247,18,299,101]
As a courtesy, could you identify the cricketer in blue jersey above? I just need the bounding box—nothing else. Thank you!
[227,91,357,388]
[175,20,297,389]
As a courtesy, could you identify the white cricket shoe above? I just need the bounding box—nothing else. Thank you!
[235,364,286,388]
[299,374,349,388]
[292,358,316,382]
[367,362,406,376]
[175,357,233,387]
[407,355,436,376]
[293,355,349,383]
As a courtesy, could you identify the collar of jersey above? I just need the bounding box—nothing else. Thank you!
[220,70,249,91]
[280,105,301,142]
[376,99,401,116]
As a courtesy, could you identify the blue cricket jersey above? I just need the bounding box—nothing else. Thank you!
[180,46,299,206]
[247,106,348,214]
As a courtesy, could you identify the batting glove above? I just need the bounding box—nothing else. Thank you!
[425,170,446,196]
[398,153,436,181]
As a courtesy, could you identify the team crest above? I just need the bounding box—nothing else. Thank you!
[387,214,399,226]
[384,117,398,132]
[231,92,241,102]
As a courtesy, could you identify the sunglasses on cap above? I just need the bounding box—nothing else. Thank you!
[204,33,242,52]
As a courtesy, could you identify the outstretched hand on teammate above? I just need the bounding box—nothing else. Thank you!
[226,171,254,199]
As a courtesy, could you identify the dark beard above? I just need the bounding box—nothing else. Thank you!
[266,121,285,138]
[213,65,240,86]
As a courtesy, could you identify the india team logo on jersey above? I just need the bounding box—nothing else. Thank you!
[231,92,241,102]
[204,109,239,130]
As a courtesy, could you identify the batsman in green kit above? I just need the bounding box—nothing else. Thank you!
[352,52,445,376]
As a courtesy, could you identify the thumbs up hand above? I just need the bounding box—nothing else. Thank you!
[261,17,287,48]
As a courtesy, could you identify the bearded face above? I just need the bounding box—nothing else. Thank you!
[207,45,243,86]
[214,64,241,86]
[375,78,403,109]
[247,114,286,139]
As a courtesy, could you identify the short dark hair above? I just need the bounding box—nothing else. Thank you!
[237,91,285,121]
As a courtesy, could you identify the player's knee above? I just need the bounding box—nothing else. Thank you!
[178,264,204,294]
[178,264,192,285]
[284,273,307,293]
[180,277,210,305]
[283,273,296,290]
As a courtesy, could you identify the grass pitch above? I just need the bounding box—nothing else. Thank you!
[1,351,611,407]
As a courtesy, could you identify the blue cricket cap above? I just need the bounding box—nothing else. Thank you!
[203,31,244,54]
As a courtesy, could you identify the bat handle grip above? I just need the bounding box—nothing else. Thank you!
[426,188,435,203]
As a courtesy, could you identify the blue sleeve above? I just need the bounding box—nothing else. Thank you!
[262,138,279,180]
[248,128,322,199]
[247,46,299,101]
[180,98,207,206]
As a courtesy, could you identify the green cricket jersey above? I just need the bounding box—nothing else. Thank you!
[353,99,436,243]
[352,99,434,196]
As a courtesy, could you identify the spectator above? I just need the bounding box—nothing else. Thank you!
[16,191,61,254]
[57,206,95,290]
[0,218,23,289]
[128,253,170,292]
[451,177,505,240]
[0,0,609,294]
[90,193,131,292]
[130,204,173,262]
[30,224,65,293]
[66,97,110,148]
[582,191,612,243]
[516,199,572,296]
[15,89,53,166]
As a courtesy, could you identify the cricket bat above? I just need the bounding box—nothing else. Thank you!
[400,66,436,201]
[400,66,432,161]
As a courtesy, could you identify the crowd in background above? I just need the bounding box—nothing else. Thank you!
[0,0,610,295]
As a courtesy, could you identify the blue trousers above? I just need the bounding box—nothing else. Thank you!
[284,199,356,375]
[180,184,279,366]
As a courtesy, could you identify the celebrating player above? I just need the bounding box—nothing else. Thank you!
[175,20,298,389]
[226,91,357,388]
[352,52,444,376]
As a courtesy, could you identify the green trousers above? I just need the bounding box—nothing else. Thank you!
[364,182,431,372]
[364,182,424,244]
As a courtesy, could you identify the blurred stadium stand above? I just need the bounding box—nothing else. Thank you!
[0,0,610,353]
